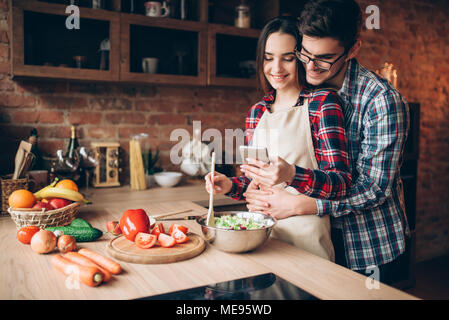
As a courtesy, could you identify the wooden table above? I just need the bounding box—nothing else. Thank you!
[0,182,419,300]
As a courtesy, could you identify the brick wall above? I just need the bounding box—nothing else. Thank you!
[1,0,448,262]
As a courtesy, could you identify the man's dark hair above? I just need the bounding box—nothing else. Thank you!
[299,0,363,51]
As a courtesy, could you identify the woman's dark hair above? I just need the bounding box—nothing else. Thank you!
[256,16,306,94]
[298,0,362,51]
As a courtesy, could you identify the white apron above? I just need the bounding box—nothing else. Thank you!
[251,98,335,261]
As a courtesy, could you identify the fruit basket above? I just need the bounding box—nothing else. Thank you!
[8,202,81,229]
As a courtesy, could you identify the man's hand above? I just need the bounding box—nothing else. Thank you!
[243,180,272,213]
[240,156,296,187]
[244,185,319,219]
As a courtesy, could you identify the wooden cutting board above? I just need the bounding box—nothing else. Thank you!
[107,233,206,264]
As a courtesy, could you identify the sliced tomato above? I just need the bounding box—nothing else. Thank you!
[169,223,188,236]
[172,229,189,244]
[151,222,165,237]
[158,233,176,248]
[135,232,157,249]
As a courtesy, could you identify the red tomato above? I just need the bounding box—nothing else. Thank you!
[158,233,176,248]
[135,232,157,249]
[172,229,188,244]
[151,222,165,237]
[119,209,150,241]
[17,226,41,244]
[169,224,188,236]
[106,221,122,236]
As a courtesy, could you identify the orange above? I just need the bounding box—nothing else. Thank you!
[55,179,78,192]
[8,189,36,208]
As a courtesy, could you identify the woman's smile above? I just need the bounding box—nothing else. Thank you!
[271,74,289,81]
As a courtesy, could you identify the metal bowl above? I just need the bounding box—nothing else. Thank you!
[196,211,276,253]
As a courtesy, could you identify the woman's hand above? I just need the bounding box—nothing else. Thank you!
[240,156,296,187]
[204,171,233,195]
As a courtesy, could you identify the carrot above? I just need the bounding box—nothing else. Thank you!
[78,248,122,275]
[64,252,112,282]
[51,254,103,287]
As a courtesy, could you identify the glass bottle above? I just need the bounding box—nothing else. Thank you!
[235,0,251,28]
[28,128,44,171]
[66,125,79,161]
[49,161,57,184]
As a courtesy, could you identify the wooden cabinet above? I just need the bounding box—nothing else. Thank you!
[11,0,120,81]
[393,102,420,289]
[10,0,298,87]
[119,13,207,85]
[207,24,259,87]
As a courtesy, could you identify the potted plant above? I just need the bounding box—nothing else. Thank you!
[143,148,162,187]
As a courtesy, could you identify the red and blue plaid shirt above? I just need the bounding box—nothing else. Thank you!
[316,59,410,270]
[227,88,352,200]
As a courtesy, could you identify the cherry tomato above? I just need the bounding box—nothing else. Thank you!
[17,226,41,244]
[119,209,150,241]
[172,229,188,244]
[158,233,176,248]
[169,224,188,236]
[135,232,157,249]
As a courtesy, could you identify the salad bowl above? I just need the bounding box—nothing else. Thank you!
[195,211,276,253]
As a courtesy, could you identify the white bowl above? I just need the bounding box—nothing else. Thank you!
[153,172,183,188]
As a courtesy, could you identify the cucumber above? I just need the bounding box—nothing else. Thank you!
[70,218,92,228]
[46,226,103,242]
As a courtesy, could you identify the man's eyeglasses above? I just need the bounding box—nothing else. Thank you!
[294,48,347,71]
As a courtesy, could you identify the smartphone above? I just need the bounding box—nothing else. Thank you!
[239,145,270,164]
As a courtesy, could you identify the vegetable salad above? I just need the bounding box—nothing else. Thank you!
[214,215,265,230]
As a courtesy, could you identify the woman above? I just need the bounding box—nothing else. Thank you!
[205,16,351,261]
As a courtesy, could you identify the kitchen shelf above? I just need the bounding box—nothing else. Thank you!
[119,13,207,85]
[10,0,300,87]
[36,0,120,11]
[207,23,259,87]
[11,0,120,81]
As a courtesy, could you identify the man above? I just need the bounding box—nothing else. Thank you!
[242,0,410,285]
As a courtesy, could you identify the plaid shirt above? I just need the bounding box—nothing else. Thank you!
[227,88,352,200]
[316,59,410,270]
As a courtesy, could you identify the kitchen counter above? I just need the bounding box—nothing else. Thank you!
[0,181,418,300]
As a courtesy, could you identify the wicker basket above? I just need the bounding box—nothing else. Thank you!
[1,174,29,215]
[8,202,81,229]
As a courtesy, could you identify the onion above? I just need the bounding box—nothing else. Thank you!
[57,235,77,253]
[30,230,57,254]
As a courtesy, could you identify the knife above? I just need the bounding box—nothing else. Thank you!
[156,215,200,221]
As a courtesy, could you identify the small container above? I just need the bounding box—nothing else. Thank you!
[234,1,251,28]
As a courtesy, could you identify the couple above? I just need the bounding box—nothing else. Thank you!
[205,0,409,285]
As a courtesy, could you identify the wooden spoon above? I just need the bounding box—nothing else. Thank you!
[206,152,216,227]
